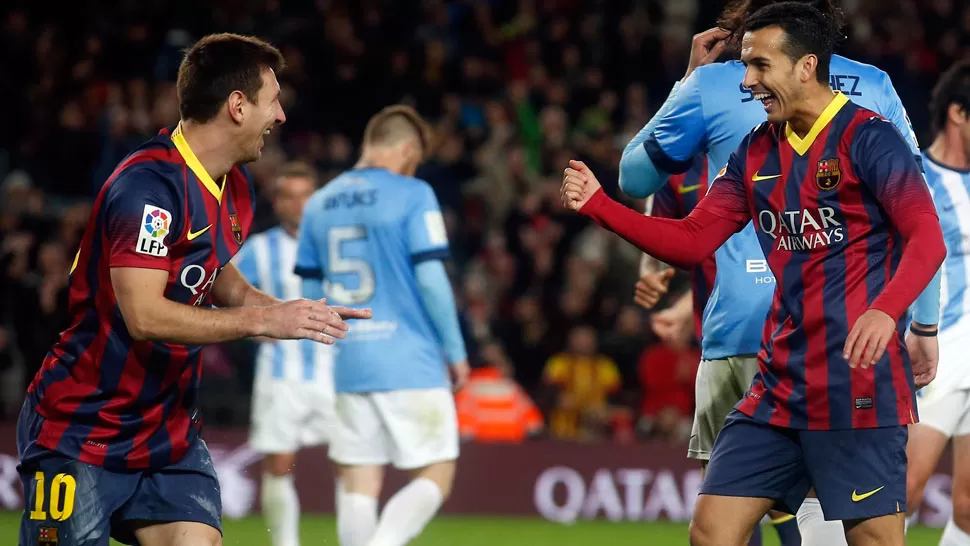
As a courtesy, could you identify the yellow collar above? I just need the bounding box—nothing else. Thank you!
[785,92,849,156]
[171,122,225,203]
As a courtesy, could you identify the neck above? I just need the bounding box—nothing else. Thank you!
[179,120,238,181]
[282,222,298,237]
[787,86,837,137]
[928,132,970,171]
[355,148,408,175]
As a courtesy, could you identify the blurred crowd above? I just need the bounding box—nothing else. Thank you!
[1,0,968,442]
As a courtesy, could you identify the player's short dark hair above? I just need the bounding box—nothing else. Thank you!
[362,105,434,160]
[275,161,319,189]
[743,2,837,83]
[177,33,285,123]
[930,60,970,134]
[719,0,845,39]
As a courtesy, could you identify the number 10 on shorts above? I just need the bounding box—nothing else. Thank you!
[29,472,76,521]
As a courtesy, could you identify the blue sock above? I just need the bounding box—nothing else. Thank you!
[771,514,802,546]
[748,523,763,546]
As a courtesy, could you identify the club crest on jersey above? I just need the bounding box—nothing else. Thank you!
[136,205,171,257]
[229,213,242,244]
[816,158,841,191]
[38,527,59,545]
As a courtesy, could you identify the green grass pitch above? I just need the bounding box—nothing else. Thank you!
[0,511,945,545]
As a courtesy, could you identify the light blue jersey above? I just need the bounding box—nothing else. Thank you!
[233,226,333,382]
[923,152,970,333]
[295,167,462,393]
[644,57,922,359]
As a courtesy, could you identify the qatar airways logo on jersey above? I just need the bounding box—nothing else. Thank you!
[758,207,845,251]
[181,265,219,306]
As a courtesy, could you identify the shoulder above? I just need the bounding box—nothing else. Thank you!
[104,158,183,201]
[832,54,889,80]
[693,60,744,82]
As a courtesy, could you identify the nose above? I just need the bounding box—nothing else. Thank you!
[742,66,757,91]
[276,104,286,125]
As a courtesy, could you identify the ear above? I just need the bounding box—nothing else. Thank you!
[227,90,247,124]
[800,54,818,83]
[948,103,970,127]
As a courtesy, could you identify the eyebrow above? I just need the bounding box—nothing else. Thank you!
[742,54,770,66]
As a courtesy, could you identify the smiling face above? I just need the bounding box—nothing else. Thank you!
[741,26,818,124]
[235,67,286,164]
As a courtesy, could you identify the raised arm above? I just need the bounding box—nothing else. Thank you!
[563,157,749,270]
[618,28,727,199]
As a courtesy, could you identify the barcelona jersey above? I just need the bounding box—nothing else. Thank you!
[20,124,255,470]
[702,94,936,430]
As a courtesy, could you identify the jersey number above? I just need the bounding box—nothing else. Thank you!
[29,472,76,521]
[328,226,375,304]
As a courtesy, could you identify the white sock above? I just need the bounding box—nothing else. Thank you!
[337,490,378,546]
[941,517,970,546]
[796,497,848,546]
[367,478,444,546]
[262,473,301,546]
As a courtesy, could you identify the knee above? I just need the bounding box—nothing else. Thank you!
[688,517,718,546]
[951,489,970,526]
[417,460,456,500]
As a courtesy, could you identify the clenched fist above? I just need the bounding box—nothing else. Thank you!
[561,160,602,212]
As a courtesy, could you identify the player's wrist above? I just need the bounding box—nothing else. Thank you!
[910,322,938,337]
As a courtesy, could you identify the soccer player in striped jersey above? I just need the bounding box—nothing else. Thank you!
[16,34,370,546]
[233,162,334,546]
[563,4,944,545]
[905,60,970,546]
[618,1,941,543]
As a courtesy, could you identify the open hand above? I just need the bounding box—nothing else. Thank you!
[561,160,602,212]
[843,309,897,369]
[259,298,369,345]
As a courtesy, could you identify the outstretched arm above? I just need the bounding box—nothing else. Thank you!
[562,160,749,270]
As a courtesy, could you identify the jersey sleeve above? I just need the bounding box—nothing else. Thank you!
[694,144,750,226]
[407,183,451,264]
[231,238,260,289]
[642,70,707,174]
[294,193,324,279]
[878,72,921,160]
[851,117,936,222]
[103,168,183,270]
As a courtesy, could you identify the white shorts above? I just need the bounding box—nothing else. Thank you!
[249,378,336,454]
[329,388,459,470]
[916,388,970,438]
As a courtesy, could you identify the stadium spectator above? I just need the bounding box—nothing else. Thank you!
[542,325,621,441]
[456,341,544,443]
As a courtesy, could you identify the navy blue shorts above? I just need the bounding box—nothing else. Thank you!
[17,439,222,546]
[701,410,907,521]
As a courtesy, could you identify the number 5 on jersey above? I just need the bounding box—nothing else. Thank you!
[327,226,375,304]
[29,472,76,521]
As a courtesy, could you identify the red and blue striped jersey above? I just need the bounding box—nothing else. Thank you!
[649,156,716,340]
[703,94,936,430]
[22,124,255,469]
